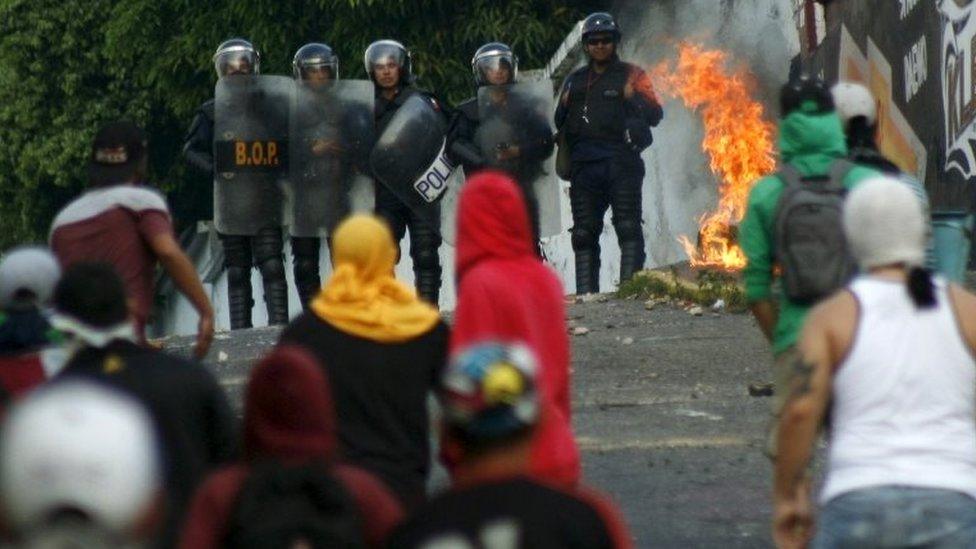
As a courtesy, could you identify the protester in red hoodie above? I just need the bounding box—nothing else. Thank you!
[449,171,580,486]
[179,346,403,548]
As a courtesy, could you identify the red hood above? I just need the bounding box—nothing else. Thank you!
[455,171,535,278]
[243,346,337,462]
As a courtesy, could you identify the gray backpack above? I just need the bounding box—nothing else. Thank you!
[773,160,858,305]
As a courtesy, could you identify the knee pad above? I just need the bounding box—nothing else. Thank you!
[571,226,598,251]
[252,227,284,264]
[257,257,285,282]
[412,247,441,271]
[221,235,252,268]
[226,265,251,286]
[614,218,643,243]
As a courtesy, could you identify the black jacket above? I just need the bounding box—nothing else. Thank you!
[57,340,238,546]
[448,93,554,178]
[183,99,215,176]
[278,312,449,510]
[555,59,663,150]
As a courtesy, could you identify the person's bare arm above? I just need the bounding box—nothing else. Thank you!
[148,232,214,359]
[772,293,854,548]
[749,300,778,343]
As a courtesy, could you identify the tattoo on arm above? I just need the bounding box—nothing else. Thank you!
[788,358,815,400]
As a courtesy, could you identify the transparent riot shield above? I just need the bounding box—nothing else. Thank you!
[369,94,455,229]
[475,81,560,237]
[213,75,292,236]
[286,80,374,237]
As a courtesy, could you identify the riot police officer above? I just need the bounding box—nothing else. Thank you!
[449,42,553,251]
[555,13,663,294]
[290,42,338,309]
[183,38,289,329]
[365,39,446,305]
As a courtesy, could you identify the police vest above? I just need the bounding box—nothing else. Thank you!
[564,60,634,143]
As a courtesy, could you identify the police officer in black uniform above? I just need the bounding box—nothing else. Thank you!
[290,42,339,310]
[555,13,663,294]
[366,39,446,306]
[183,38,289,329]
[449,42,553,251]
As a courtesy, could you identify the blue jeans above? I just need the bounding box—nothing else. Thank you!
[814,486,976,548]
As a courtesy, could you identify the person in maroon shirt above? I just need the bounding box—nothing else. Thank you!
[390,342,633,549]
[179,346,403,548]
[49,121,213,357]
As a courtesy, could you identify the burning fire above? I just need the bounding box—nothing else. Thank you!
[652,42,776,270]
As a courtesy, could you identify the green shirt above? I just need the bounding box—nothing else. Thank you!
[739,108,879,355]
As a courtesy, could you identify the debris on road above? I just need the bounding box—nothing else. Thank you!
[748,382,774,397]
[572,326,591,336]
[688,306,704,316]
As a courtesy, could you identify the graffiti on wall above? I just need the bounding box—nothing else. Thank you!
[941,0,976,178]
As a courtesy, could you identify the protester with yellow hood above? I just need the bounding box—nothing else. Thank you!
[278,214,448,510]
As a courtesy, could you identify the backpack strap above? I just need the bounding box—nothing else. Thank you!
[827,158,855,190]
[777,163,805,190]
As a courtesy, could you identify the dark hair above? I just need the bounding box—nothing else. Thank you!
[53,263,128,327]
[845,115,876,150]
[907,267,937,309]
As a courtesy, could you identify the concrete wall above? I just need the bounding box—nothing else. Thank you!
[156,0,801,336]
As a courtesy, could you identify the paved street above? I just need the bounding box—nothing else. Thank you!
[166,296,776,547]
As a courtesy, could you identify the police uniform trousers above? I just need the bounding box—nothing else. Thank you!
[569,152,646,294]
[374,184,442,306]
[220,227,289,330]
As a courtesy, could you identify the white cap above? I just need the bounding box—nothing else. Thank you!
[0,381,161,536]
[831,81,877,129]
[0,247,61,309]
[843,176,927,270]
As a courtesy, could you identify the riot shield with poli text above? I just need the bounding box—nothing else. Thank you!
[476,81,560,237]
[369,94,454,230]
[214,75,292,236]
[287,80,374,237]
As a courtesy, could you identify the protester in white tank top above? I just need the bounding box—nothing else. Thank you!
[772,176,976,549]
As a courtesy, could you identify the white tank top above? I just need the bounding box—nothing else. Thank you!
[821,276,976,504]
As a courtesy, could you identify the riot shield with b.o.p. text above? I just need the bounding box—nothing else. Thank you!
[286,80,375,237]
[369,94,455,230]
[475,81,561,237]
[213,75,292,236]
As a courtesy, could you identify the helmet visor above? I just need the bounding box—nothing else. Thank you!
[366,43,406,73]
[214,50,258,78]
[474,55,515,86]
[297,59,338,82]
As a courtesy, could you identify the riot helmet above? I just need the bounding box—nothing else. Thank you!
[293,42,339,82]
[213,38,260,78]
[779,73,834,117]
[364,39,413,87]
[581,12,621,45]
[472,42,518,87]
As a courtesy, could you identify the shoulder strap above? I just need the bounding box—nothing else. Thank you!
[777,163,805,189]
[828,158,855,186]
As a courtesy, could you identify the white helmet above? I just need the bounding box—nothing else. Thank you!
[831,81,877,129]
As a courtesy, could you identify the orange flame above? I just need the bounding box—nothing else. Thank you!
[652,42,776,270]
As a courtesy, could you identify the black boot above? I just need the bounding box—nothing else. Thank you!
[618,240,646,284]
[221,234,254,330]
[408,208,442,307]
[291,237,321,311]
[226,266,254,330]
[574,248,599,295]
[254,227,289,325]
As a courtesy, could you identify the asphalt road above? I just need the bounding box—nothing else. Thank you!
[165,296,776,548]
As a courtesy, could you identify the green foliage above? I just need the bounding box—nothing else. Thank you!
[0,0,603,248]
